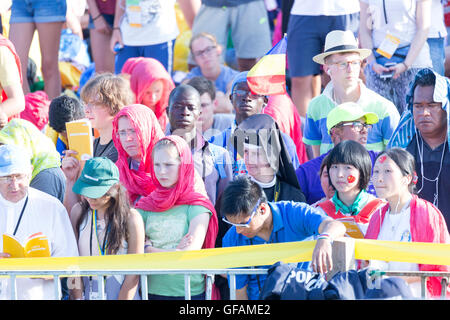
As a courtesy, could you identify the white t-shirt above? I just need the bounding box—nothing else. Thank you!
[361,0,432,68]
[429,0,447,38]
[0,188,79,300]
[369,201,421,297]
[120,0,179,46]
[290,0,360,16]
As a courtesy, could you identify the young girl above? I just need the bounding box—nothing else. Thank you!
[129,57,175,132]
[366,147,450,298]
[316,140,384,237]
[135,135,218,300]
[70,157,145,300]
[112,104,165,205]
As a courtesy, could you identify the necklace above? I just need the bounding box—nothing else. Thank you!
[415,131,447,207]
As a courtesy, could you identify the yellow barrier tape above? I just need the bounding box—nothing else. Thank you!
[355,239,450,265]
[0,239,448,273]
[0,241,316,272]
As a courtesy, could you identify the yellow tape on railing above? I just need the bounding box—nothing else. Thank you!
[0,241,316,271]
[0,239,448,272]
[354,239,450,265]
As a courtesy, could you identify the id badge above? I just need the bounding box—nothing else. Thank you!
[126,0,142,28]
[376,33,400,59]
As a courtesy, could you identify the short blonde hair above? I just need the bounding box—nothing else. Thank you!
[80,73,135,116]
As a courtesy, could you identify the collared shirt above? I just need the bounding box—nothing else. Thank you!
[303,80,400,155]
[222,201,329,300]
[192,134,233,205]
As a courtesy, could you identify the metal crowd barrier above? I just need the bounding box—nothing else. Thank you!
[0,268,268,300]
[1,268,448,300]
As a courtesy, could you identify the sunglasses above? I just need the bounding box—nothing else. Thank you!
[222,199,262,228]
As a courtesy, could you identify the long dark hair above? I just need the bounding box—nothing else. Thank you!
[76,183,131,255]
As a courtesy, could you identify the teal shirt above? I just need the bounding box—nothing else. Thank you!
[138,204,212,297]
[303,81,400,155]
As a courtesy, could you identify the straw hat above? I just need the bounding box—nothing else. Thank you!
[313,30,371,65]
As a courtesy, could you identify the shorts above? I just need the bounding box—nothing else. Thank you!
[114,39,176,75]
[88,13,115,30]
[188,1,272,64]
[287,13,359,77]
[10,0,67,24]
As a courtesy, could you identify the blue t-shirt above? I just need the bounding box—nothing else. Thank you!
[202,0,259,7]
[184,65,239,93]
[221,200,329,300]
[296,150,379,205]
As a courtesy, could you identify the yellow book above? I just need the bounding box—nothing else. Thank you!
[336,218,365,239]
[3,232,51,258]
[65,119,94,162]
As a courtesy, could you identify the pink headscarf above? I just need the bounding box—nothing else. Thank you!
[121,57,146,75]
[263,93,308,164]
[20,91,50,130]
[112,104,165,204]
[135,135,218,250]
[129,58,175,132]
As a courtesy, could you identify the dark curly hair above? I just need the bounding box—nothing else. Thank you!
[48,95,85,133]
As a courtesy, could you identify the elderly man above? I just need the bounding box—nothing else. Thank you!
[388,68,450,230]
[209,72,300,175]
[221,176,346,300]
[0,144,78,300]
[166,84,232,206]
[303,30,400,158]
[297,102,380,205]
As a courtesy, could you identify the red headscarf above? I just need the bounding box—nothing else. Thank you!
[129,58,175,132]
[263,93,308,164]
[112,104,165,204]
[135,135,218,250]
[20,91,50,130]
[0,34,23,120]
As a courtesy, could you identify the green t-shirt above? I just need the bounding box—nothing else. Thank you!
[138,204,212,297]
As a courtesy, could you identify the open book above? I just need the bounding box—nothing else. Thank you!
[336,218,365,239]
[3,232,51,258]
[65,118,94,162]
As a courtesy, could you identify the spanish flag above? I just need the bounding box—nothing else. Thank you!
[247,35,287,95]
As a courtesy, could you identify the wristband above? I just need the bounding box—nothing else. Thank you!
[402,62,409,70]
[113,27,120,31]
[317,233,333,243]
[92,14,102,21]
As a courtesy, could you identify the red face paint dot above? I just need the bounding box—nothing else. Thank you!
[347,175,356,183]
[379,155,387,163]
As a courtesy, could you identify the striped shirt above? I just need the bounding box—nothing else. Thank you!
[303,81,400,155]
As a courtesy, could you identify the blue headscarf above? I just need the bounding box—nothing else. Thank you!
[387,68,450,150]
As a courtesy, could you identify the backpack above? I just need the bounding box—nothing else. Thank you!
[259,262,328,300]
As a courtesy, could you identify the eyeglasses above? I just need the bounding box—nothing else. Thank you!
[193,45,217,58]
[222,199,262,228]
[329,60,361,70]
[0,173,28,184]
[337,121,372,132]
[117,128,137,139]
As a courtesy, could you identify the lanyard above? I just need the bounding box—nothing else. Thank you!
[274,179,280,202]
[12,196,29,236]
[89,210,110,256]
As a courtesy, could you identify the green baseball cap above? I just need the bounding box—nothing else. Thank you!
[72,157,120,199]
[326,102,379,134]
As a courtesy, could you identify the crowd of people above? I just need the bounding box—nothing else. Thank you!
[0,0,449,301]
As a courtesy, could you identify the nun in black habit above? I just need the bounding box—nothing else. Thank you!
[232,113,306,203]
